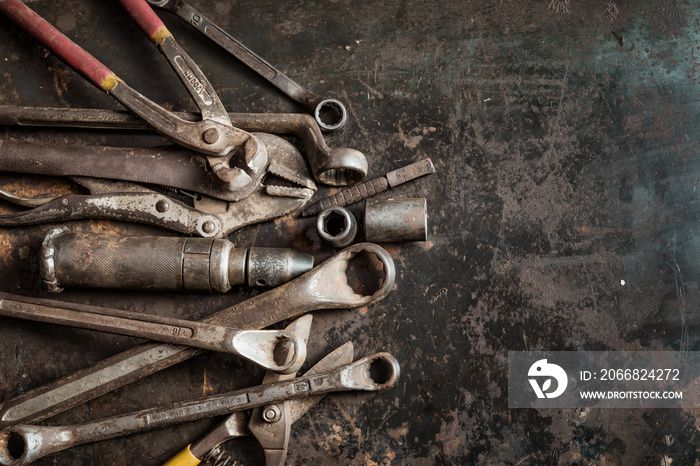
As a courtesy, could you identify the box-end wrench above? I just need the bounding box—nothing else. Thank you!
[0,292,306,374]
[0,243,395,428]
[0,351,399,465]
[146,0,348,133]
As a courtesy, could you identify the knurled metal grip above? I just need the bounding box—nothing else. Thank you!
[41,230,237,293]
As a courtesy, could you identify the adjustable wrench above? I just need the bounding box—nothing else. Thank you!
[0,243,396,428]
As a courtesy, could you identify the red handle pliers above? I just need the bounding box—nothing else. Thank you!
[0,0,268,199]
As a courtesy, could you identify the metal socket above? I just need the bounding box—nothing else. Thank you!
[316,206,358,248]
[247,248,315,288]
[364,198,428,242]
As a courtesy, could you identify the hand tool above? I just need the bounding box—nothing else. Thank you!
[163,314,324,466]
[40,228,314,292]
[146,0,348,133]
[0,132,315,238]
[0,351,399,465]
[0,140,261,203]
[0,0,266,198]
[0,292,305,374]
[317,206,357,248]
[0,106,368,186]
[164,341,354,466]
[0,243,395,428]
[302,158,437,216]
[365,198,429,242]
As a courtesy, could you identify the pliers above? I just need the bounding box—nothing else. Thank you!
[0,0,267,200]
[0,132,316,237]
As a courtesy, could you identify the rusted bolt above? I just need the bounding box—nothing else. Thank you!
[155,200,169,213]
[262,404,281,423]
[202,128,220,144]
[202,221,216,234]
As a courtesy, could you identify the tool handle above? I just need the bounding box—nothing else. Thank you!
[0,0,118,91]
[118,0,169,44]
[162,446,201,466]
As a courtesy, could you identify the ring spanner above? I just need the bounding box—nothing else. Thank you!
[147,0,348,132]
[0,352,400,465]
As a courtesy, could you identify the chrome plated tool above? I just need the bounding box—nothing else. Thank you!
[0,292,306,373]
[146,0,348,133]
[0,351,399,465]
[0,243,396,428]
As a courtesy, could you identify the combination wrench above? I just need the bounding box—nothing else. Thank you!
[0,292,306,374]
[0,351,400,465]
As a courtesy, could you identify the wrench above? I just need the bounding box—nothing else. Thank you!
[146,0,348,132]
[0,105,368,186]
[0,351,400,465]
[0,243,395,428]
[162,317,352,466]
[0,292,306,374]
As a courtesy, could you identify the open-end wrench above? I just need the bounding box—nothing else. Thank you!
[0,243,395,428]
[0,351,400,465]
[0,292,306,374]
[146,0,348,133]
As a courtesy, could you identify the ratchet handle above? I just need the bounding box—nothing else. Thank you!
[118,0,170,44]
[0,0,119,91]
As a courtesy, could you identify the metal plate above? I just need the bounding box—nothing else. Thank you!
[0,0,698,464]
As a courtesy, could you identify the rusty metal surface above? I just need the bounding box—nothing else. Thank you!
[0,0,699,465]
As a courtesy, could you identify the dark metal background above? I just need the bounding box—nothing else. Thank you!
[0,0,699,464]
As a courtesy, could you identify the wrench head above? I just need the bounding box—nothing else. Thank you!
[194,132,315,237]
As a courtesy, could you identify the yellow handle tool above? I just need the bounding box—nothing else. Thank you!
[163,445,201,466]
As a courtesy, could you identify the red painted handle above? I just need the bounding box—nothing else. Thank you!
[0,0,116,90]
[118,0,168,43]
